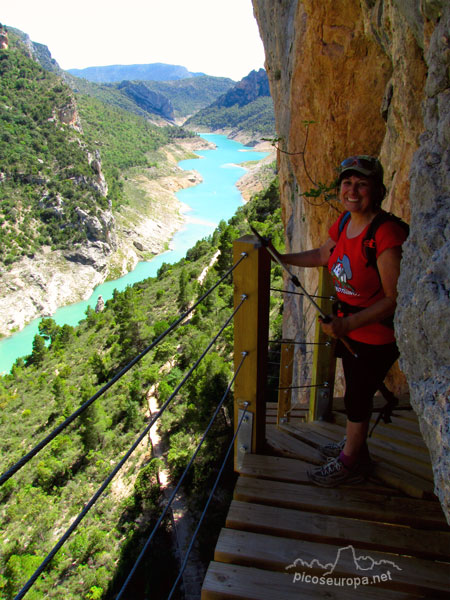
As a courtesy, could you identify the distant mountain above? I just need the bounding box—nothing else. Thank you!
[67,63,206,83]
[65,75,235,122]
[185,69,275,141]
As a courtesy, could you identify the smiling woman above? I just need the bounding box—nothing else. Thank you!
[268,154,408,488]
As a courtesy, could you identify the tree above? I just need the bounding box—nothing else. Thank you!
[25,334,47,367]
[38,317,60,344]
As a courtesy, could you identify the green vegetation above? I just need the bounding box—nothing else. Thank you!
[0,35,195,267]
[66,74,234,120]
[185,96,275,137]
[0,177,283,599]
[0,40,105,265]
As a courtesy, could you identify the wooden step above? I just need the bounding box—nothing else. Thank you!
[371,459,436,499]
[315,414,434,482]
[234,476,448,529]
[265,425,321,463]
[275,422,434,498]
[369,423,429,455]
[226,500,450,561]
[278,421,336,448]
[369,413,422,436]
[214,529,450,597]
[201,561,422,599]
[240,454,398,495]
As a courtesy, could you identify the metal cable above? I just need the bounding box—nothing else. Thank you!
[277,382,327,390]
[166,404,249,600]
[270,287,335,301]
[115,353,248,599]
[12,297,248,600]
[269,339,331,346]
[1,252,248,487]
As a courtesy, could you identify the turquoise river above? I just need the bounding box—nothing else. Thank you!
[0,133,269,374]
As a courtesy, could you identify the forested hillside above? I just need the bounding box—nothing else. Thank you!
[0,30,196,268]
[185,69,275,139]
[0,32,107,266]
[0,176,283,599]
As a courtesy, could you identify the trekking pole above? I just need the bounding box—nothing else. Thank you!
[249,224,358,358]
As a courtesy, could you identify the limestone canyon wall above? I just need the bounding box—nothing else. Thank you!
[252,0,449,521]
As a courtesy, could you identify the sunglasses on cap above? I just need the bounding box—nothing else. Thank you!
[339,155,383,179]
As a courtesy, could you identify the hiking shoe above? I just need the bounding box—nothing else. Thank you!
[307,456,367,487]
[318,438,346,460]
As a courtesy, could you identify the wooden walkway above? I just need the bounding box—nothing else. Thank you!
[201,402,450,599]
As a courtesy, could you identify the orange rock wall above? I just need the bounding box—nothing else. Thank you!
[253,0,449,521]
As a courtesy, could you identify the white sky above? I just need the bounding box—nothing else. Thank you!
[2,0,266,81]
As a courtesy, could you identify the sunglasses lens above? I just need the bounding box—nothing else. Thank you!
[340,156,377,171]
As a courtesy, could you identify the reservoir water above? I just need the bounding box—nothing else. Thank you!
[0,134,269,374]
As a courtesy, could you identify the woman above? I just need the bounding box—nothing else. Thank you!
[273,156,408,487]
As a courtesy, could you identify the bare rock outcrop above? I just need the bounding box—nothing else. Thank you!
[252,0,449,520]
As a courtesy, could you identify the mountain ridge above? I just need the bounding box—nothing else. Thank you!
[67,62,207,83]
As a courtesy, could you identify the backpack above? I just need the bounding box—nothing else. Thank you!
[337,209,409,270]
[334,209,409,325]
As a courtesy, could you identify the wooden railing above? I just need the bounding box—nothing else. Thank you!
[232,235,336,470]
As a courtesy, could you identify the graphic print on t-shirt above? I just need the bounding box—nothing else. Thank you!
[331,254,357,295]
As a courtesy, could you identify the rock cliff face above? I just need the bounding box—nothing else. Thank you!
[252,0,449,521]
[118,81,175,121]
[211,68,271,108]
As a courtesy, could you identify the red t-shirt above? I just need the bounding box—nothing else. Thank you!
[328,213,408,345]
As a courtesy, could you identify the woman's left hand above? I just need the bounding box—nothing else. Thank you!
[320,315,349,338]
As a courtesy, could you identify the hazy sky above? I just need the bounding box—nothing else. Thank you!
[2,0,266,80]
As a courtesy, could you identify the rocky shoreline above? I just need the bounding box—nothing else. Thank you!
[0,137,213,337]
[0,135,273,338]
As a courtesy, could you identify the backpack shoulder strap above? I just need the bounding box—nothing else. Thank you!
[337,211,351,238]
[363,210,409,268]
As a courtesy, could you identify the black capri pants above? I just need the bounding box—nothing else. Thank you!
[336,338,400,423]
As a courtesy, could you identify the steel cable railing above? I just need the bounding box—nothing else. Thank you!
[115,352,248,599]
[166,404,249,600]
[11,278,248,600]
[270,287,335,301]
[0,252,248,487]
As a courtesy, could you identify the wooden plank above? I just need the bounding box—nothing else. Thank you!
[329,413,434,482]
[395,409,420,422]
[333,410,422,437]
[234,476,448,529]
[201,562,421,600]
[370,423,429,455]
[239,454,396,494]
[368,413,422,436]
[274,421,433,498]
[226,500,450,561]
[367,438,434,482]
[265,425,322,464]
[308,420,346,441]
[372,460,436,499]
[278,421,335,448]
[233,236,271,463]
[214,529,450,597]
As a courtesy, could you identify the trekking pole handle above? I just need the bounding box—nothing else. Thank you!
[318,315,358,358]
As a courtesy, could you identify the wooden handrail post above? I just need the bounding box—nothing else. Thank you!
[233,235,271,471]
[309,267,336,421]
